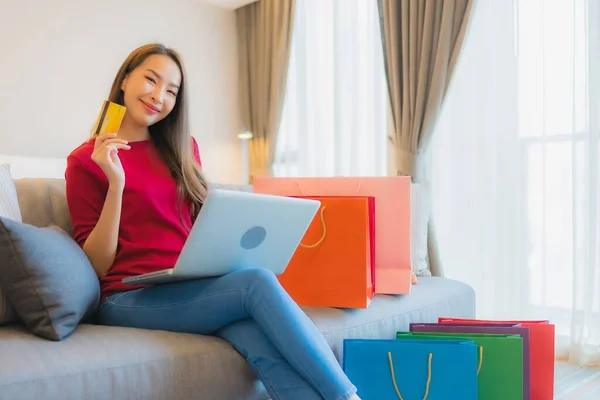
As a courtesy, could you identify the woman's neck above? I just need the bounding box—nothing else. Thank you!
[117,115,150,142]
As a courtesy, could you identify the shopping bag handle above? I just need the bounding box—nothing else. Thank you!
[387,346,482,400]
[299,206,327,248]
[387,352,433,400]
[477,346,483,375]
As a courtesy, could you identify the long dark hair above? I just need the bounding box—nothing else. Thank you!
[104,43,209,223]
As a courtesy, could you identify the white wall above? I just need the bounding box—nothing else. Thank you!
[0,0,241,183]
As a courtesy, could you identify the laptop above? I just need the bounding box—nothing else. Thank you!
[122,189,321,285]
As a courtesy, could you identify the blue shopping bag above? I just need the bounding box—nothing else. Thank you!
[343,339,478,400]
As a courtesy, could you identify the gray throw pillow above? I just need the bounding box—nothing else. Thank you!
[0,217,100,341]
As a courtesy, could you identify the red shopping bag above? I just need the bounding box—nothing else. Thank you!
[438,317,555,400]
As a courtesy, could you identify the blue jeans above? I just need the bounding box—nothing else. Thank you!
[96,268,357,400]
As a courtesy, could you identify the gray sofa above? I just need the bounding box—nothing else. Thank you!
[0,178,475,400]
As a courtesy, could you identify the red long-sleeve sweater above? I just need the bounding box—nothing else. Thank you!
[65,137,201,301]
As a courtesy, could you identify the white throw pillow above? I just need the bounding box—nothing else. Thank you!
[0,164,21,222]
[0,164,21,325]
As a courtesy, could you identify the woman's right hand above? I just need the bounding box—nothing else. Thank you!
[91,133,131,188]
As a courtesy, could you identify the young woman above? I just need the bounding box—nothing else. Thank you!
[64,43,361,400]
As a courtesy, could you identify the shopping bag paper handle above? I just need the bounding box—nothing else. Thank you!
[299,206,327,248]
[478,346,483,375]
[387,351,433,400]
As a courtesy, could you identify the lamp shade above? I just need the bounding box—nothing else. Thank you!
[237,131,253,140]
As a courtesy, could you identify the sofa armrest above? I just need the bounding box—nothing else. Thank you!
[427,217,444,277]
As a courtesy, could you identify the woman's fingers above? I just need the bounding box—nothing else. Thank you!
[99,139,130,150]
[95,134,128,148]
[95,133,117,144]
[105,143,131,152]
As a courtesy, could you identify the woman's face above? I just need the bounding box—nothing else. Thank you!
[120,54,182,128]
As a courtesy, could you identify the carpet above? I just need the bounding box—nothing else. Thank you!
[555,362,600,399]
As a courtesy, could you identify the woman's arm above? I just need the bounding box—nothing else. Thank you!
[81,183,123,277]
[66,135,129,277]
[65,155,125,278]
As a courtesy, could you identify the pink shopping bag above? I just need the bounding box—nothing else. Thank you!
[253,176,412,294]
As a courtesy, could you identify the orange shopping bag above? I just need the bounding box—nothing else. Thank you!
[254,177,412,294]
[279,196,374,309]
[438,317,556,400]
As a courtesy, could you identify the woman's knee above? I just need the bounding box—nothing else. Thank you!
[226,268,288,307]
[233,267,278,286]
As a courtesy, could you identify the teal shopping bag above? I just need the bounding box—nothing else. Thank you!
[343,339,478,400]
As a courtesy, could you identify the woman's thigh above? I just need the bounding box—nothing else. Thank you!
[96,268,274,334]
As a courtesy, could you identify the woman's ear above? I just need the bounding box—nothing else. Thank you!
[120,76,128,91]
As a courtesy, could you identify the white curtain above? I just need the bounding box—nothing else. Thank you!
[431,0,600,366]
[274,0,387,177]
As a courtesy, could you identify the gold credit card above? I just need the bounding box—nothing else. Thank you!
[92,100,126,136]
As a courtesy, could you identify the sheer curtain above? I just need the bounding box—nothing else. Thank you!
[431,0,600,366]
[274,0,387,177]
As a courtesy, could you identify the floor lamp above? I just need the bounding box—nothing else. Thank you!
[238,130,253,184]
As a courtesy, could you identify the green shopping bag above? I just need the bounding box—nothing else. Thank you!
[396,332,523,400]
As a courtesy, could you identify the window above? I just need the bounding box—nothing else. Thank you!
[430,0,600,362]
[274,0,388,177]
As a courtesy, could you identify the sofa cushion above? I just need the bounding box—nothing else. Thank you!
[304,277,475,362]
[0,164,20,326]
[0,277,474,400]
[14,178,73,235]
[0,217,100,341]
[0,323,267,400]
